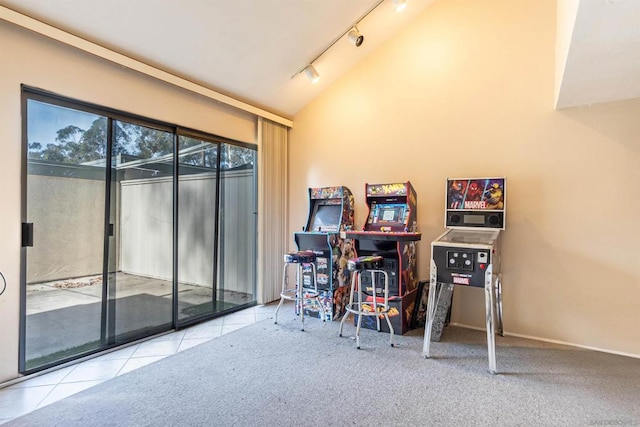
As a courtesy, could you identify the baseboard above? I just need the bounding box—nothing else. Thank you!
[449,322,640,360]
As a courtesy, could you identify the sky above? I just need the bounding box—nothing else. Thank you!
[27,99,100,146]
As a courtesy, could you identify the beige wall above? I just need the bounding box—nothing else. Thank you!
[26,175,106,283]
[290,0,640,356]
[0,20,257,382]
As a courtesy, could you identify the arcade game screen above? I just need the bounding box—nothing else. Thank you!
[310,203,342,231]
[372,203,405,225]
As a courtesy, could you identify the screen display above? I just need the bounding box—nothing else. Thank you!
[382,209,397,221]
[464,214,485,225]
[310,204,342,231]
[374,204,405,224]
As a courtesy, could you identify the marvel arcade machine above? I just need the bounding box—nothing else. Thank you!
[294,186,356,321]
[345,182,421,335]
[422,177,505,374]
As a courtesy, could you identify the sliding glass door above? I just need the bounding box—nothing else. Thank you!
[108,120,175,343]
[21,89,257,373]
[176,135,219,321]
[175,137,258,322]
[23,100,108,370]
[217,144,257,309]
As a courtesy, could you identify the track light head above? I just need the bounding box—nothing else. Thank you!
[392,0,408,12]
[347,27,364,47]
[304,65,320,84]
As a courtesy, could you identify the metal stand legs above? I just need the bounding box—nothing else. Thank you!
[423,259,503,374]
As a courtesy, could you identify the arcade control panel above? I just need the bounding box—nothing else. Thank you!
[431,229,500,288]
[344,230,421,242]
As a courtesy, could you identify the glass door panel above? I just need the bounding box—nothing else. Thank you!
[217,144,257,308]
[22,93,259,373]
[176,136,219,321]
[109,121,174,342]
[24,100,107,371]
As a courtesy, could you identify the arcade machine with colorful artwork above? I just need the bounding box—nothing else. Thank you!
[294,186,356,321]
[345,182,421,334]
[422,177,505,374]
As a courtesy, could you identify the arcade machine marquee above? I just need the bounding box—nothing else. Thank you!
[294,186,355,321]
[423,177,505,374]
[345,182,421,334]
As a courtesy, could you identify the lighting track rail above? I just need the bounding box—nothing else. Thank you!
[292,0,386,80]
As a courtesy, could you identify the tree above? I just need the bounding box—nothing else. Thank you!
[220,144,255,169]
[133,126,173,158]
[66,122,103,163]
[30,118,132,164]
[28,117,254,169]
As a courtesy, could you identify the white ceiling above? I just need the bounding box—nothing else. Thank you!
[556,0,640,108]
[2,0,638,117]
[1,0,435,117]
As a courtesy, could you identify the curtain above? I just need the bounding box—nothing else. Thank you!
[257,118,289,304]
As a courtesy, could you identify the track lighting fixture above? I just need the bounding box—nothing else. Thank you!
[392,0,408,12]
[294,0,405,83]
[304,65,320,84]
[347,27,364,47]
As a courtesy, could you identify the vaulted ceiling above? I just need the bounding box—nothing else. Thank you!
[2,0,638,118]
[555,0,640,108]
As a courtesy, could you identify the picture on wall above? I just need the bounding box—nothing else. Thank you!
[447,178,505,211]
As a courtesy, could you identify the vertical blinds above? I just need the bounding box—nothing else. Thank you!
[258,119,289,304]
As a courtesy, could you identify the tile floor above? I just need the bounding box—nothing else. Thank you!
[0,303,284,425]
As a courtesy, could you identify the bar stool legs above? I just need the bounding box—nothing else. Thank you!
[274,262,297,327]
[339,256,394,349]
[274,251,326,331]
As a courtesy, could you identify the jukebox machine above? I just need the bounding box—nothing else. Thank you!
[422,177,505,374]
[346,182,421,334]
[294,186,355,320]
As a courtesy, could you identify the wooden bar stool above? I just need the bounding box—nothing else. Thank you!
[339,255,394,349]
[274,250,326,331]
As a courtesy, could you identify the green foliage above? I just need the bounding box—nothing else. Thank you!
[29,118,255,170]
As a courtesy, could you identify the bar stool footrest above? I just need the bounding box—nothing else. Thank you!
[344,304,391,316]
[348,255,384,271]
[284,251,317,264]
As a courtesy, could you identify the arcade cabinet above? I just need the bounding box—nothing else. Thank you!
[294,186,355,320]
[422,177,505,374]
[346,182,421,334]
